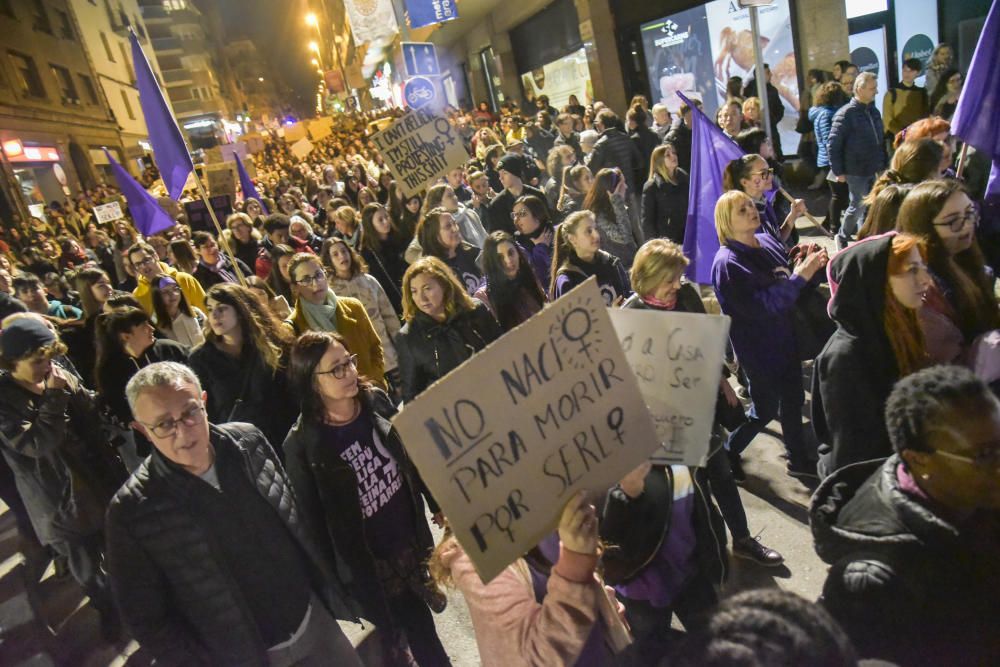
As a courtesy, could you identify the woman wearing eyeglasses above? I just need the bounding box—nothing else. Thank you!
[396,257,501,403]
[284,331,450,666]
[284,253,387,390]
[510,195,556,291]
[897,180,1000,362]
[723,154,806,248]
[188,284,299,454]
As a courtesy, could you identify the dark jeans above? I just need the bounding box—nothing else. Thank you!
[51,530,113,612]
[704,443,750,540]
[390,588,450,667]
[267,595,363,666]
[827,179,850,233]
[725,363,813,466]
[620,572,718,664]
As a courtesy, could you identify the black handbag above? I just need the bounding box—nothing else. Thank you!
[792,287,835,361]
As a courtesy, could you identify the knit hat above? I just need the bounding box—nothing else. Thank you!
[0,317,55,361]
[497,153,526,180]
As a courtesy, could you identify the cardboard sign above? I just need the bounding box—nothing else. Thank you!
[283,123,308,143]
[204,163,237,199]
[371,109,468,196]
[393,279,660,582]
[609,309,731,467]
[219,142,248,163]
[290,137,314,160]
[308,117,333,142]
[242,133,265,154]
[93,201,125,224]
[183,195,233,234]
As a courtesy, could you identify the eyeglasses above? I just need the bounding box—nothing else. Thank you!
[511,209,530,219]
[140,403,205,438]
[295,269,326,286]
[930,446,1000,469]
[315,354,358,379]
[932,207,979,233]
[750,168,774,179]
[160,286,181,296]
[133,256,156,268]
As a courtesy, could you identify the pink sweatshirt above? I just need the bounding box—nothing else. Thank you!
[438,538,629,667]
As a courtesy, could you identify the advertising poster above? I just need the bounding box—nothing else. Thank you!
[849,28,889,117]
[894,0,938,86]
[392,278,660,582]
[520,48,592,110]
[640,9,715,116]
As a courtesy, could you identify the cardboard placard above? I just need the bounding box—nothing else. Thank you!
[371,109,468,196]
[608,309,731,467]
[393,279,660,582]
[93,201,125,224]
[308,117,333,142]
[219,142,248,163]
[242,133,265,154]
[183,195,233,234]
[204,163,238,199]
[290,137,314,160]
[283,123,308,143]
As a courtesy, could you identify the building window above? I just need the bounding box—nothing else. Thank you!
[55,9,74,39]
[119,41,134,81]
[120,89,135,119]
[78,74,97,104]
[135,17,146,40]
[8,51,46,97]
[50,63,79,103]
[30,0,51,33]
[100,31,115,62]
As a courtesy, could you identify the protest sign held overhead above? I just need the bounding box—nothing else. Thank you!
[609,309,731,466]
[92,201,124,224]
[371,108,469,196]
[290,137,314,160]
[393,278,659,582]
[203,163,238,199]
[283,123,308,143]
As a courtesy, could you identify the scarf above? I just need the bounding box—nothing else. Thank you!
[300,289,339,332]
[200,257,238,284]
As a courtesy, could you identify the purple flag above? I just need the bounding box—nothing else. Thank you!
[679,92,745,284]
[103,149,175,237]
[952,0,1000,196]
[232,153,268,214]
[130,29,193,200]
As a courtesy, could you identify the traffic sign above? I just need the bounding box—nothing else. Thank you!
[404,77,436,109]
[401,42,440,77]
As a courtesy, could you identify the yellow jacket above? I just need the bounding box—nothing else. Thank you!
[133,263,206,316]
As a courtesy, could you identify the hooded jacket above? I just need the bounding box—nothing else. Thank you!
[810,456,1000,666]
[554,251,632,306]
[133,263,206,316]
[813,234,901,476]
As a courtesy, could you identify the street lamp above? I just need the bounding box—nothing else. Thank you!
[305,12,318,27]
[258,76,264,82]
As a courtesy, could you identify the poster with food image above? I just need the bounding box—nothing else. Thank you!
[704,0,800,153]
[640,8,715,116]
[520,48,593,110]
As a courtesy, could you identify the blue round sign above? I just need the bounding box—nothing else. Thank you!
[404,76,436,109]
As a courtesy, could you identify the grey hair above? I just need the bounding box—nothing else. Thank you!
[125,361,203,414]
[652,103,669,116]
[855,71,877,94]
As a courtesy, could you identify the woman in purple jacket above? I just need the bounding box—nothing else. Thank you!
[511,195,556,293]
[711,191,828,480]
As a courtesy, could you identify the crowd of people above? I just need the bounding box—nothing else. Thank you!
[0,42,997,667]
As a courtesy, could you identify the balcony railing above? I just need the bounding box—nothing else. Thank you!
[152,37,182,52]
[172,97,224,116]
[161,68,193,84]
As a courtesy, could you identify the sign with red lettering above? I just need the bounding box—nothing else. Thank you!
[393,278,659,582]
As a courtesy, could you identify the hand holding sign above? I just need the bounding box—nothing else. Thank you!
[393,278,659,582]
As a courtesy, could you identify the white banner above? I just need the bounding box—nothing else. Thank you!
[93,201,124,224]
[344,0,399,44]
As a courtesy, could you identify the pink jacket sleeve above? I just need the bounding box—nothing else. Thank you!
[448,544,601,667]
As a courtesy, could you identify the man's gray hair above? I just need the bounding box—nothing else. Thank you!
[652,103,669,116]
[125,361,203,414]
[855,71,877,93]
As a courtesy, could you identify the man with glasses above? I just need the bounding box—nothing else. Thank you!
[811,365,1000,665]
[106,362,363,666]
[127,241,206,316]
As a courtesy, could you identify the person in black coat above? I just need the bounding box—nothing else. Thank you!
[811,365,1000,666]
[485,153,549,235]
[191,231,253,290]
[741,65,786,160]
[627,106,661,173]
[665,100,699,173]
[587,109,644,197]
[285,332,449,665]
[396,257,501,403]
[641,144,690,244]
[226,212,262,275]
[360,202,408,315]
[107,362,362,666]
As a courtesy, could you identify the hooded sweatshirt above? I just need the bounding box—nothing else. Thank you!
[813,233,903,476]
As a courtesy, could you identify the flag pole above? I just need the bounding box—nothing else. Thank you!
[188,170,248,287]
[778,187,833,238]
[955,143,970,180]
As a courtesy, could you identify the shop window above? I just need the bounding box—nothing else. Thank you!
[50,63,80,104]
[55,10,74,39]
[31,0,51,34]
[8,51,46,98]
[78,74,98,104]
[121,89,135,119]
[101,31,116,62]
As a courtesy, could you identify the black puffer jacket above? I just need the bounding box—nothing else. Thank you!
[640,171,689,244]
[105,423,358,667]
[283,387,439,627]
[396,301,501,403]
[600,465,728,589]
[811,456,1000,666]
[587,127,644,194]
[812,234,900,477]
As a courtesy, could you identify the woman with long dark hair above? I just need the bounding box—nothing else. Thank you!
[188,283,298,451]
[583,168,640,267]
[266,242,296,303]
[360,202,407,314]
[510,195,556,290]
[284,331,449,665]
[551,211,631,305]
[416,208,483,295]
[474,231,547,332]
[69,267,114,385]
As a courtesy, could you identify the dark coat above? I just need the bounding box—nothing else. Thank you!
[105,423,358,667]
[188,342,299,452]
[486,184,548,235]
[396,302,501,403]
[282,387,439,627]
[97,339,189,426]
[813,235,900,476]
[641,171,689,244]
[828,98,887,178]
[192,257,253,290]
[587,127,644,195]
[630,126,660,172]
[811,456,1000,666]
[664,122,693,172]
[361,240,407,316]
[230,235,261,272]
[553,130,583,162]
[600,465,728,589]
